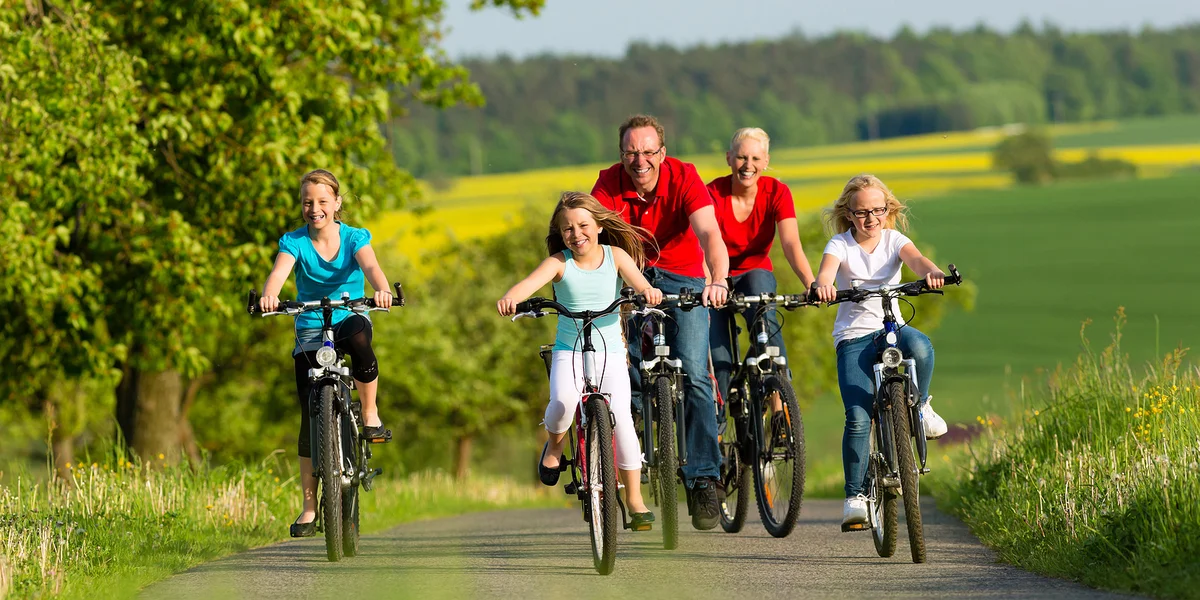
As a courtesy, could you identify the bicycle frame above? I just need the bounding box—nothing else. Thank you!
[634,307,686,468]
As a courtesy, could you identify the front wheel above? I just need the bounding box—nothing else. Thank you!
[889,380,926,563]
[868,432,898,558]
[585,396,618,575]
[653,376,679,549]
[341,419,362,557]
[752,375,805,538]
[318,383,344,562]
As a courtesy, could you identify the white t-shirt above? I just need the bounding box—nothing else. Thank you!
[822,228,914,347]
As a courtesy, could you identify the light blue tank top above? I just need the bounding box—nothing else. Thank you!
[552,246,624,352]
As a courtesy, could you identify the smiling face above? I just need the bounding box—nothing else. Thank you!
[558,207,603,257]
[620,125,665,195]
[727,138,769,189]
[848,186,890,241]
[301,181,341,230]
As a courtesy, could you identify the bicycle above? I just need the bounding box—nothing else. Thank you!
[626,290,703,551]
[715,291,813,538]
[818,264,962,564]
[513,287,649,575]
[247,282,404,562]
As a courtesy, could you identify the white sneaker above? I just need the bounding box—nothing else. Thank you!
[921,396,948,440]
[842,494,869,526]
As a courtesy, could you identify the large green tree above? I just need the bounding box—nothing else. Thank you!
[2,0,543,465]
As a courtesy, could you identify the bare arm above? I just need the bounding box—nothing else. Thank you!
[688,205,729,307]
[497,255,566,316]
[612,247,662,306]
[813,253,841,302]
[776,217,815,288]
[354,245,395,308]
[259,253,297,312]
[898,243,945,289]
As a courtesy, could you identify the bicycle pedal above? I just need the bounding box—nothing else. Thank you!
[630,523,653,532]
[841,522,871,532]
[366,429,392,444]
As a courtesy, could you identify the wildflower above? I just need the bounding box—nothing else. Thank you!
[158,453,165,460]
[1034,410,1040,416]
[267,469,273,475]
[1126,407,1132,412]
[274,477,280,483]
[91,463,98,469]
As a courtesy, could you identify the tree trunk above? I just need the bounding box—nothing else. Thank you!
[43,396,75,481]
[453,434,474,480]
[117,366,183,465]
[178,373,212,469]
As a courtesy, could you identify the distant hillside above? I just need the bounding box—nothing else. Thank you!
[388,23,1200,177]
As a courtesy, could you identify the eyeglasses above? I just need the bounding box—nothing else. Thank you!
[621,148,662,161]
[850,207,889,219]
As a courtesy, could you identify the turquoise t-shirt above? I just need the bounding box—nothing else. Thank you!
[278,222,372,330]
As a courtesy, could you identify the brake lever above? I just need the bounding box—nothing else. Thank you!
[511,311,544,322]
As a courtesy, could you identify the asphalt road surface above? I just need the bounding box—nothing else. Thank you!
[141,499,1133,599]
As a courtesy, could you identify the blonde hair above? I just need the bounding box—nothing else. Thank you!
[824,174,910,234]
[730,127,770,154]
[298,169,343,221]
[546,192,658,268]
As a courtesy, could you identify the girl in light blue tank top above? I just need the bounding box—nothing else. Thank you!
[497,192,663,530]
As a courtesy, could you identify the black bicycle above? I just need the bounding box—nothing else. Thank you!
[515,287,650,575]
[819,265,962,564]
[247,282,404,562]
[715,292,813,538]
[626,290,703,550]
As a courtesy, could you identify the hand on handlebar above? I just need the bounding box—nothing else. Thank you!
[641,287,663,306]
[703,283,728,308]
[496,297,520,317]
[925,269,946,290]
[814,282,838,303]
[259,294,280,313]
[373,289,394,309]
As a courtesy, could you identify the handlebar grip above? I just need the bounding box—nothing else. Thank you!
[394,282,406,306]
[247,289,259,315]
[515,297,543,314]
[946,263,962,285]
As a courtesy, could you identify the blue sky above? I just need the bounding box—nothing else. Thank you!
[440,0,1200,59]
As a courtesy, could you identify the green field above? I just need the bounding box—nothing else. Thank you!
[909,173,1200,419]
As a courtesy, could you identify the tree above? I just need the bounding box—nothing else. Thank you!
[992,129,1057,184]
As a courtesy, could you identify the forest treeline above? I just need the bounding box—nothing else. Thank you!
[391,22,1200,177]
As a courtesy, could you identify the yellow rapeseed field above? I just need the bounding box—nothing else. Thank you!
[370,122,1200,260]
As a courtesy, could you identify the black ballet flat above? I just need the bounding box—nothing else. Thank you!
[290,519,317,538]
[538,442,561,486]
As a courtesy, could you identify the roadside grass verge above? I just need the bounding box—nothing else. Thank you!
[929,312,1200,599]
[0,452,565,600]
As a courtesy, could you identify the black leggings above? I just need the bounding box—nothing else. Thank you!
[294,315,378,458]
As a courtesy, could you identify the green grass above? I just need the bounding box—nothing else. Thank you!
[0,452,565,599]
[928,321,1200,598]
[905,173,1200,424]
[1056,113,1200,148]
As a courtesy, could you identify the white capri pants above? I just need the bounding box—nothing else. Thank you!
[546,350,642,471]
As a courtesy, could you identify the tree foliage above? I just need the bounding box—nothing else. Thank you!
[392,23,1200,177]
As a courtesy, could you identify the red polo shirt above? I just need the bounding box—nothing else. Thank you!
[590,156,712,278]
[706,175,796,276]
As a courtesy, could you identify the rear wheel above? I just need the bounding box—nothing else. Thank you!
[889,381,926,563]
[585,397,618,575]
[718,384,751,533]
[318,384,344,562]
[752,375,805,538]
[653,376,679,550]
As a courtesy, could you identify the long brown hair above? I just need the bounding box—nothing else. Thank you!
[546,192,657,268]
[824,173,910,235]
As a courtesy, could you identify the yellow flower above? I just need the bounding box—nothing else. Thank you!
[267,469,273,475]
[274,477,280,483]
[1033,410,1040,416]
[157,453,165,460]
[91,463,98,469]
[1126,407,1132,412]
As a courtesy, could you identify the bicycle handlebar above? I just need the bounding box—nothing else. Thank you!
[513,287,645,321]
[809,264,963,305]
[246,282,406,317]
[726,292,817,311]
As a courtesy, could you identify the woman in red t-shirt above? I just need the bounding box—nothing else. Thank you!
[707,127,816,404]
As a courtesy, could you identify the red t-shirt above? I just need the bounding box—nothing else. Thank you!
[706,175,797,276]
[590,156,713,278]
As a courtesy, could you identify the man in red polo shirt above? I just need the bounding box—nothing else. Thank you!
[591,114,729,531]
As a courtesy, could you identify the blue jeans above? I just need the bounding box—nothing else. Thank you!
[627,267,721,487]
[836,326,934,497]
[709,269,788,405]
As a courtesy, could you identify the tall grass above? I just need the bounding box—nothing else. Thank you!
[932,310,1200,599]
[0,450,563,600]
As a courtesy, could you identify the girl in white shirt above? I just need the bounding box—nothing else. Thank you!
[812,174,948,529]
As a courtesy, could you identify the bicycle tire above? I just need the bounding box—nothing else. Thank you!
[752,375,805,538]
[341,417,361,557]
[718,385,751,533]
[869,424,898,558]
[653,376,679,549]
[318,383,344,562]
[585,396,618,575]
[889,380,926,563]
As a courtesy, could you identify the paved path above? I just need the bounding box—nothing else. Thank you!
[141,499,1133,599]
